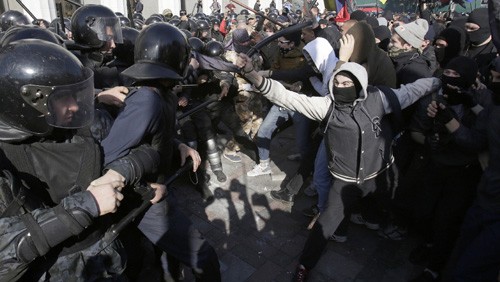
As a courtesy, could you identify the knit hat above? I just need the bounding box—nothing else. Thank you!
[445,56,478,89]
[236,14,246,23]
[350,10,367,21]
[394,19,429,49]
[365,16,379,28]
[377,17,388,27]
[467,7,489,29]
[373,25,391,42]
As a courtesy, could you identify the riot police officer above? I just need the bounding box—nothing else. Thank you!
[0,40,160,281]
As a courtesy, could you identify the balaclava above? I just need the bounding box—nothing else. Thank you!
[441,56,478,105]
[434,26,467,67]
[467,8,491,46]
[333,71,362,105]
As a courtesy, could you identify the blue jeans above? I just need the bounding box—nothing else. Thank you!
[255,104,310,161]
[313,138,332,212]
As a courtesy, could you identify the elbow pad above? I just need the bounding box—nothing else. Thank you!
[105,145,160,186]
[16,204,93,263]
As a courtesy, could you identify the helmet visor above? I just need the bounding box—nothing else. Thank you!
[91,17,123,44]
[21,68,95,129]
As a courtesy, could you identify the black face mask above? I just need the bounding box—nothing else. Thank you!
[441,75,467,105]
[442,86,464,105]
[279,46,293,55]
[441,74,467,89]
[333,85,358,104]
[434,47,446,64]
[489,82,500,105]
[468,28,490,46]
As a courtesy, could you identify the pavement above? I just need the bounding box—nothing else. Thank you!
[170,125,425,282]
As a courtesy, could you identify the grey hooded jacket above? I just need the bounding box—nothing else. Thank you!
[255,62,441,183]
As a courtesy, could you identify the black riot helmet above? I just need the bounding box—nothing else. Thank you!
[132,13,144,21]
[197,20,210,31]
[0,10,29,32]
[145,15,163,25]
[180,28,192,39]
[71,4,123,49]
[194,13,206,21]
[133,18,144,30]
[0,40,94,136]
[1,26,60,47]
[203,40,224,57]
[188,36,205,53]
[169,19,181,27]
[121,23,191,81]
[119,16,131,27]
[151,14,166,21]
[240,9,250,16]
[112,27,139,66]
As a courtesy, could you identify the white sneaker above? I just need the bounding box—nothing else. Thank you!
[329,234,347,243]
[350,213,380,230]
[247,164,271,177]
[287,153,302,161]
[303,184,318,197]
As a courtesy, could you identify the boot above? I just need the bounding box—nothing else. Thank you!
[270,187,295,203]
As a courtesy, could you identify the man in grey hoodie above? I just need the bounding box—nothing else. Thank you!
[234,53,441,281]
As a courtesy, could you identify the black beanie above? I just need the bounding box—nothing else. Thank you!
[467,7,489,30]
[373,25,391,41]
[350,10,367,21]
[445,56,478,89]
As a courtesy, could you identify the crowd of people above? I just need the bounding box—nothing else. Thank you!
[0,0,499,281]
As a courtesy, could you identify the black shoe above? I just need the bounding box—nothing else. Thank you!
[409,244,432,265]
[292,265,308,282]
[213,170,227,183]
[409,269,438,282]
[270,188,295,203]
[302,205,319,218]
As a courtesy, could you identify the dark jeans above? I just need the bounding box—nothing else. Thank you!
[300,178,378,269]
[452,204,500,282]
[137,193,221,281]
[414,161,482,273]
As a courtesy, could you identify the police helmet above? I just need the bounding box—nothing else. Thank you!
[203,40,224,57]
[169,19,181,27]
[151,13,166,21]
[121,23,191,81]
[0,10,29,32]
[133,18,144,30]
[240,9,249,16]
[180,29,192,39]
[112,27,139,66]
[0,40,94,135]
[194,13,206,20]
[119,16,131,27]
[1,26,60,47]
[132,13,144,20]
[71,4,123,49]
[188,36,205,53]
[197,20,210,31]
[145,15,163,25]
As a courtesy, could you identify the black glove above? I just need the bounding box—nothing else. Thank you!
[435,106,454,124]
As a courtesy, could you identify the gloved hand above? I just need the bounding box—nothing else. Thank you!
[435,106,454,125]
